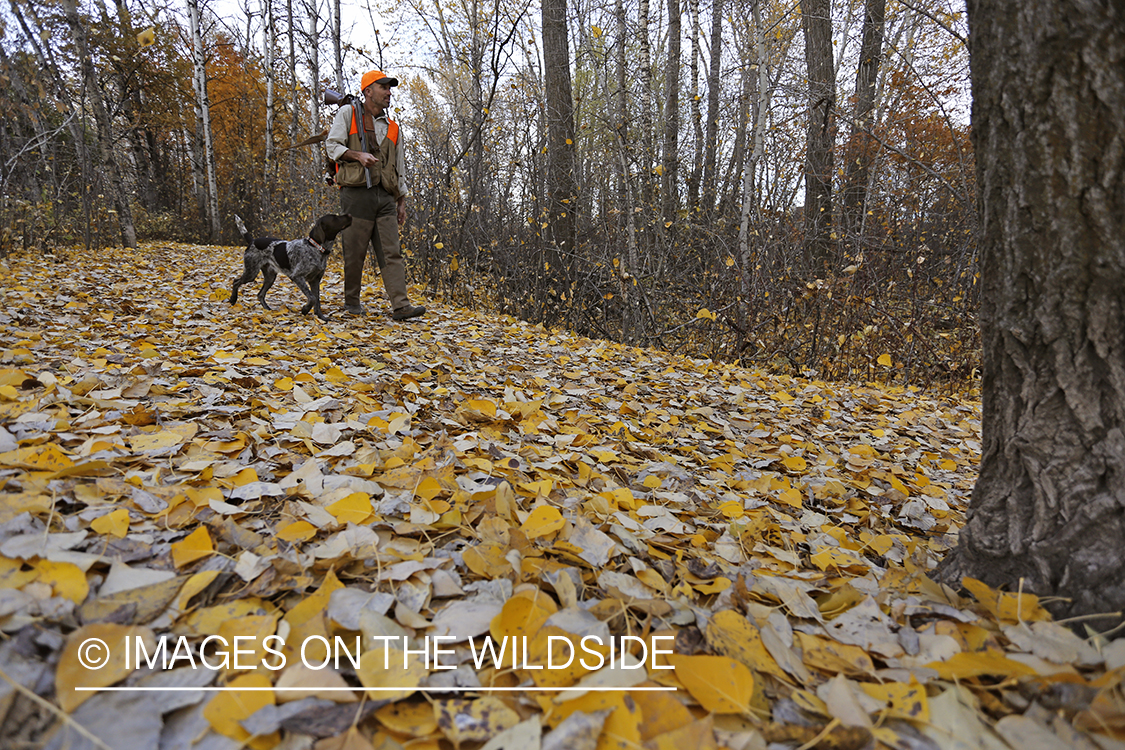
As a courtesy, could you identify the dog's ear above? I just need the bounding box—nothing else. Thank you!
[310,218,328,246]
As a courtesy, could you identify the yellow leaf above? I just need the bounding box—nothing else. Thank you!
[326,492,373,525]
[434,242,444,249]
[136,26,155,47]
[57,624,156,712]
[356,647,428,700]
[861,680,929,722]
[718,501,744,519]
[926,650,1038,680]
[176,570,222,611]
[642,475,662,489]
[274,377,293,390]
[0,385,19,401]
[490,595,552,641]
[129,430,186,452]
[285,570,343,627]
[415,476,445,502]
[37,560,89,603]
[171,526,214,568]
[521,505,565,539]
[90,508,130,538]
[0,443,74,471]
[877,353,893,367]
[781,455,807,472]
[0,556,38,589]
[962,577,1051,623]
[450,256,460,272]
[795,632,875,675]
[705,609,787,680]
[376,701,438,736]
[670,655,754,714]
[696,308,717,321]
[462,543,510,578]
[177,598,275,637]
[277,520,317,542]
[203,673,278,750]
[777,488,803,508]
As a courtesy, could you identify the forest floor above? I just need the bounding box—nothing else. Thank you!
[0,242,1122,750]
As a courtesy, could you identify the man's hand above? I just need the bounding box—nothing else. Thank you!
[397,198,407,226]
[355,151,380,170]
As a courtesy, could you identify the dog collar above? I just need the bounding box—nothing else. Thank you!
[308,236,329,254]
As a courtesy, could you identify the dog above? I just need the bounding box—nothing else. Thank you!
[229,213,352,321]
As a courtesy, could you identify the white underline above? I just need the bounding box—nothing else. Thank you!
[75,686,677,692]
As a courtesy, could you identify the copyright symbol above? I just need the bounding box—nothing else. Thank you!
[77,638,110,670]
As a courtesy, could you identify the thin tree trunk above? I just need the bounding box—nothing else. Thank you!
[187,0,221,240]
[687,0,702,209]
[61,0,137,248]
[639,0,653,218]
[543,0,577,314]
[287,0,298,179]
[938,0,1125,629]
[800,0,835,271]
[265,0,276,192]
[700,0,722,218]
[842,0,885,239]
[738,0,769,293]
[661,0,682,228]
[332,0,344,91]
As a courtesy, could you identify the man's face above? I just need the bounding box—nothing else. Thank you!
[364,81,393,111]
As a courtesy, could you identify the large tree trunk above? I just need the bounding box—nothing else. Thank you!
[800,0,834,272]
[939,0,1125,629]
[542,0,577,311]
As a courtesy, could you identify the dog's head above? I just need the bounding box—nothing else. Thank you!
[310,213,353,247]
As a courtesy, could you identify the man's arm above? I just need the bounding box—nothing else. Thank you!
[326,106,380,170]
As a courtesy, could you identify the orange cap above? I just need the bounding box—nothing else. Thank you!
[360,70,399,91]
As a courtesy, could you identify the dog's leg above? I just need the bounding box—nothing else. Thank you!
[257,267,277,310]
[307,272,329,321]
[293,275,323,319]
[230,256,260,306]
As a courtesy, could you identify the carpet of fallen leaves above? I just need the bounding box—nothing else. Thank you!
[1,242,1124,750]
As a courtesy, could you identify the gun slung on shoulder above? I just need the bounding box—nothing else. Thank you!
[324,88,373,188]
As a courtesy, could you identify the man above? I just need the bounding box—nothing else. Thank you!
[325,70,425,320]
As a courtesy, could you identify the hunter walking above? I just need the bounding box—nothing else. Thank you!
[325,70,425,320]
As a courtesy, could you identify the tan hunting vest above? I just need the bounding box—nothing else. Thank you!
[334,104,401,197]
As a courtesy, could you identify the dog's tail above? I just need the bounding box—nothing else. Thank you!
[233,214,252,243]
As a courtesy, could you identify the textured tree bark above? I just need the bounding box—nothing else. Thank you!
[939,0,1125,629]
[660,0,682,228]
[800,0,835,271]
[842,0,884,238]
[542,0,577,306]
